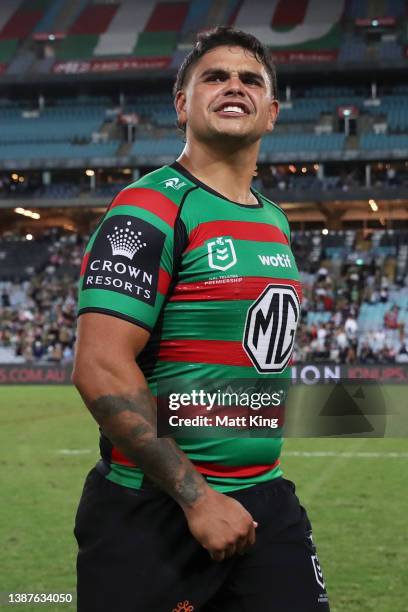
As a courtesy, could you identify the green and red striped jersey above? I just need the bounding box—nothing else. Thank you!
[77,162,302,492]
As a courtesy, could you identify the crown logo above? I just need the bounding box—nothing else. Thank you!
[107,221,147,260]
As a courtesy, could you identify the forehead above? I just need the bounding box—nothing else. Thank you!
[191,45,270,84]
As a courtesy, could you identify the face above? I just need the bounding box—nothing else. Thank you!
[175,45,279,145]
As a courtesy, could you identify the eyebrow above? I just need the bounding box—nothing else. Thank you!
[199,68,266,86]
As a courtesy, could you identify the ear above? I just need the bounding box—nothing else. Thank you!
[175,90,187,129]
[266,98,279,133]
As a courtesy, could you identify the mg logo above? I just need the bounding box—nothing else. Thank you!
[243,284,300,373]
[207,237,237,272]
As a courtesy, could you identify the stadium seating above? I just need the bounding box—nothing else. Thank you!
[374,96,408,131]
[260,134,346,155]
[0,0,50,40]
[0,80,406,162]
[360,134,408,150]
[33,183,80,198]
[0,39,19,64]
[386,0,406,17]
[345,0,406,19]
[338,34,367,63]
[133,31,178,58]
[55,34,99,60]
[33,0,66,34]
[0,238,50,281]
[378,40,402,62]
[346,0,368,19]
[181,0,212,37]
[58,0,187,60]
[69,3,118,35]
[131,137,183,158]
[55,1,119,59]
[0,0,405,73]
[94,1,152,57]
[0,97,117,161]
[0,141,118,160]
[0,115,105,143]
[0,1,22,33]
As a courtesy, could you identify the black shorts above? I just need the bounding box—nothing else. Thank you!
[74,464,330,612]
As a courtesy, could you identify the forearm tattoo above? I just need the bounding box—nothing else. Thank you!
[89,390,206,507]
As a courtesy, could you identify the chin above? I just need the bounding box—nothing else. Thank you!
[213,127,260,144]
[210,123,253,139]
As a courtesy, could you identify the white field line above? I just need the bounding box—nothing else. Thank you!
[283,451,408,458]
[57,449,93,455]
[284,439,368,497]
[55,449,408,458]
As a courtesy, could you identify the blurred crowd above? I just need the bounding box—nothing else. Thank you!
[0,231,86,364]
[253,164,408,193]
[294,264,408,364]
[1,230,408,365]
[1,163,408,201]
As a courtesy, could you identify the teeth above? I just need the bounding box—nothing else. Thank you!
[221,106,245,114]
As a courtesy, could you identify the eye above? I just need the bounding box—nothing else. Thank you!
[242,76,261,86]
[204,73,226,83]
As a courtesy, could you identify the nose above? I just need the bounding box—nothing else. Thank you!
[224,75,245,96]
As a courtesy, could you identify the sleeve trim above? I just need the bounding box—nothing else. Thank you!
[77,307,152,333]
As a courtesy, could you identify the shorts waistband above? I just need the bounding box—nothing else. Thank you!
[95,459,285,495]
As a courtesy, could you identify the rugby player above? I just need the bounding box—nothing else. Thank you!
[72,26,330,611]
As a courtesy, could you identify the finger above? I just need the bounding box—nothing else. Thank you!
[224,543,236,559]
[236,535,249,555]
[247,522,256,547]
[237,520,257,555]
[210,550,225,563]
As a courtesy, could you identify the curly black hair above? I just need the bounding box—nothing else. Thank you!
[173,26,277,100]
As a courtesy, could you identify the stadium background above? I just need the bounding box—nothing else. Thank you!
[0,1,407,610]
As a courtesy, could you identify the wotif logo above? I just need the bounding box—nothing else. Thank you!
[107,221,146,260]
[161,177,187,190]
[258,253,292,268]
[207,237,237,272]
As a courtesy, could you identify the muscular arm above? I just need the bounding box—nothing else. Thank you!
[72,312,257,560]
[72,313,207,509]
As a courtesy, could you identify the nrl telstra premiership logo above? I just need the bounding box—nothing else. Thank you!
[207,237,237,272]
[160,177,187,190]
[107,220,147,260]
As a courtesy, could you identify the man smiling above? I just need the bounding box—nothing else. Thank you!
[73,27,330,611]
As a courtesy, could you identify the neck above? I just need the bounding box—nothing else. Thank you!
[176,138,260,205]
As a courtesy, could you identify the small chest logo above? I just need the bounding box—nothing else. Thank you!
[161,177,187,190]
[207,237,237,272]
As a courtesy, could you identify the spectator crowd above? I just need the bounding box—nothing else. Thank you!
[294,262,408,364]
[0,230,86,364]
[1,229,408,365]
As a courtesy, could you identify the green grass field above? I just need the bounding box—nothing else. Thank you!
[1,386,407,611]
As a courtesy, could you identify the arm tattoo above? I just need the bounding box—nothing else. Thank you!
[89,390,206,507]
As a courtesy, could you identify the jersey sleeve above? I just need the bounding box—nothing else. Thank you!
[77,185,180,332]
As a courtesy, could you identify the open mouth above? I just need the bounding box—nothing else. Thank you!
[214,102,250,117]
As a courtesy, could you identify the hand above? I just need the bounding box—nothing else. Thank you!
[183,488,258,562]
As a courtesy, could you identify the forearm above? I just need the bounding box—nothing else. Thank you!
[77,383,209,510]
